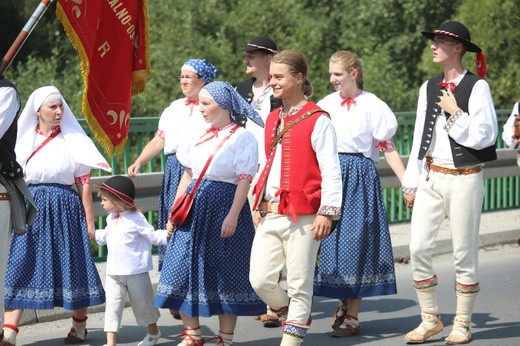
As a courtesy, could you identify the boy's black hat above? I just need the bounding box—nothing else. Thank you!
[95,175,137,209]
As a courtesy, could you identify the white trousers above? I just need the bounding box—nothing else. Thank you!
[0,183,12,327]
[103,272,160,332]
[409,170,484,284]
[249,214,319,326]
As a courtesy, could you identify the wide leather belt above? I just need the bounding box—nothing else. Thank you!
[258,201,279,216]
[0,192,10,200]
[430,164,481,175]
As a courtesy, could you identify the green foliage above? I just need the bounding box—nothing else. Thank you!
[2,0,519,128]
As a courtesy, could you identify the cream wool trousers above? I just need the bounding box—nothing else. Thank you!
[409,169,484,284]
[250,213,319,327]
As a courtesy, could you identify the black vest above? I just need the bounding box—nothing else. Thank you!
[417,72,497,167]
[235,78,282,127]
[0,77,23,180]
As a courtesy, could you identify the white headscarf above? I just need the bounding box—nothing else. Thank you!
[16,86,111,172]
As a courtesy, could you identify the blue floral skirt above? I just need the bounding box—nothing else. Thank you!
[4,183,105,310]
[314,153,397,299]
[155,179,265,317]
[157,153,184,270]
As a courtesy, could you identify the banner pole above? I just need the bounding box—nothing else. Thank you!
[0,0,55,76]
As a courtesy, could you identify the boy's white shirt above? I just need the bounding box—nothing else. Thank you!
[95,210,168,275]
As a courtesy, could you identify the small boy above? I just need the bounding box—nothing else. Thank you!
[94,175,171,346]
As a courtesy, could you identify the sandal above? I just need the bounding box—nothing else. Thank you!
[175,327,205,346]
[332,315,360,337]
[331,302,348,329]
[64,328,88,344]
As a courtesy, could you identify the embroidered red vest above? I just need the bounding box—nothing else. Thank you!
[254,101,326,220]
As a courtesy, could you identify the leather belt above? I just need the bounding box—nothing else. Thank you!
[0,192,10,200]
[258,201,279,216]
[430,163,481,175]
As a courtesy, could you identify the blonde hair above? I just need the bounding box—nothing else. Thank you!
[330,50,364,89]
[271,49,313,97]
[98,189,137,212]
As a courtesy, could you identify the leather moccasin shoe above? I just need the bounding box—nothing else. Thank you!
[405,320,443,344]
[331,323,360,337]
[260,313,280,327]
[445,328,472,345]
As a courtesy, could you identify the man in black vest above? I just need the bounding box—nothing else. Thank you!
[236,36,282,162]
[236,36,285,328]
[0,76,36,345]
[401,22,498,345]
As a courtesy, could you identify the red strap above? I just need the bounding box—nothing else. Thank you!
[26,126,62,164]
[2,324,19,333]
[72,315,88,323]
[189,125,240,196]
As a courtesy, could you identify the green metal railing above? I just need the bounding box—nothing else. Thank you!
[80,110,519,260]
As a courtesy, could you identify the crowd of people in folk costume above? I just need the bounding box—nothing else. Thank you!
[2,20,518,346]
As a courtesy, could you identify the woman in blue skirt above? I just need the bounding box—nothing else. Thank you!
[128,58,218,272]
[1,86,111,345]
[314,51,405,337]
[155,81,266,346]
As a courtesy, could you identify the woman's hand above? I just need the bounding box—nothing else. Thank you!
[221,213,238,238]
[166,220,174,237]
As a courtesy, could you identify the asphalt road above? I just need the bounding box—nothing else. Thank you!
[17,243,520,346]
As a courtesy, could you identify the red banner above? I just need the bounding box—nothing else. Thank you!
[56,0,151,155]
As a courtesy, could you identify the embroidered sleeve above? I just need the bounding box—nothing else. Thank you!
[236,173,253,183]
[74,174,91,185]
[318,205,341,217]
[443,108,464,132]
[377,139,396,152]
[155,129,165,139]
[402,186,417,196]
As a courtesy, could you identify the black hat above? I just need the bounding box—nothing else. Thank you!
[421,21,481,53]
[244,36,278,54]
[95,175,137,209]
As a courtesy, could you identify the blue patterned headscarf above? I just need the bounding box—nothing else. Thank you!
[182,59,219,84]
[201,81,264,127]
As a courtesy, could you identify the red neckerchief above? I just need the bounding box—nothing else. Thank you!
[195,123,235,146]
[340,90,362,110]
[185,99,199,116]
[437,81,456,92]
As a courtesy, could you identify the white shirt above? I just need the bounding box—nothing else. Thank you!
[318,90,398,162]
[502,102,519,149]
[245,85,276,164]
[263,114,342,209]
[0,87,19,138]
[24,133,91,185]
[158,98,209,159]
[183,126,258,184]
[403,72,498,189]
[95,210,168,275]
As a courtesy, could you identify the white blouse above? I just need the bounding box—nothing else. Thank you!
[95,210,168,276]
[157,98,209,158]
[24,132,91,185]
[183,126,258,184]
[317,90,398,163]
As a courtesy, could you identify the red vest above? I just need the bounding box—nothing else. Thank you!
[253,101,327,220]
